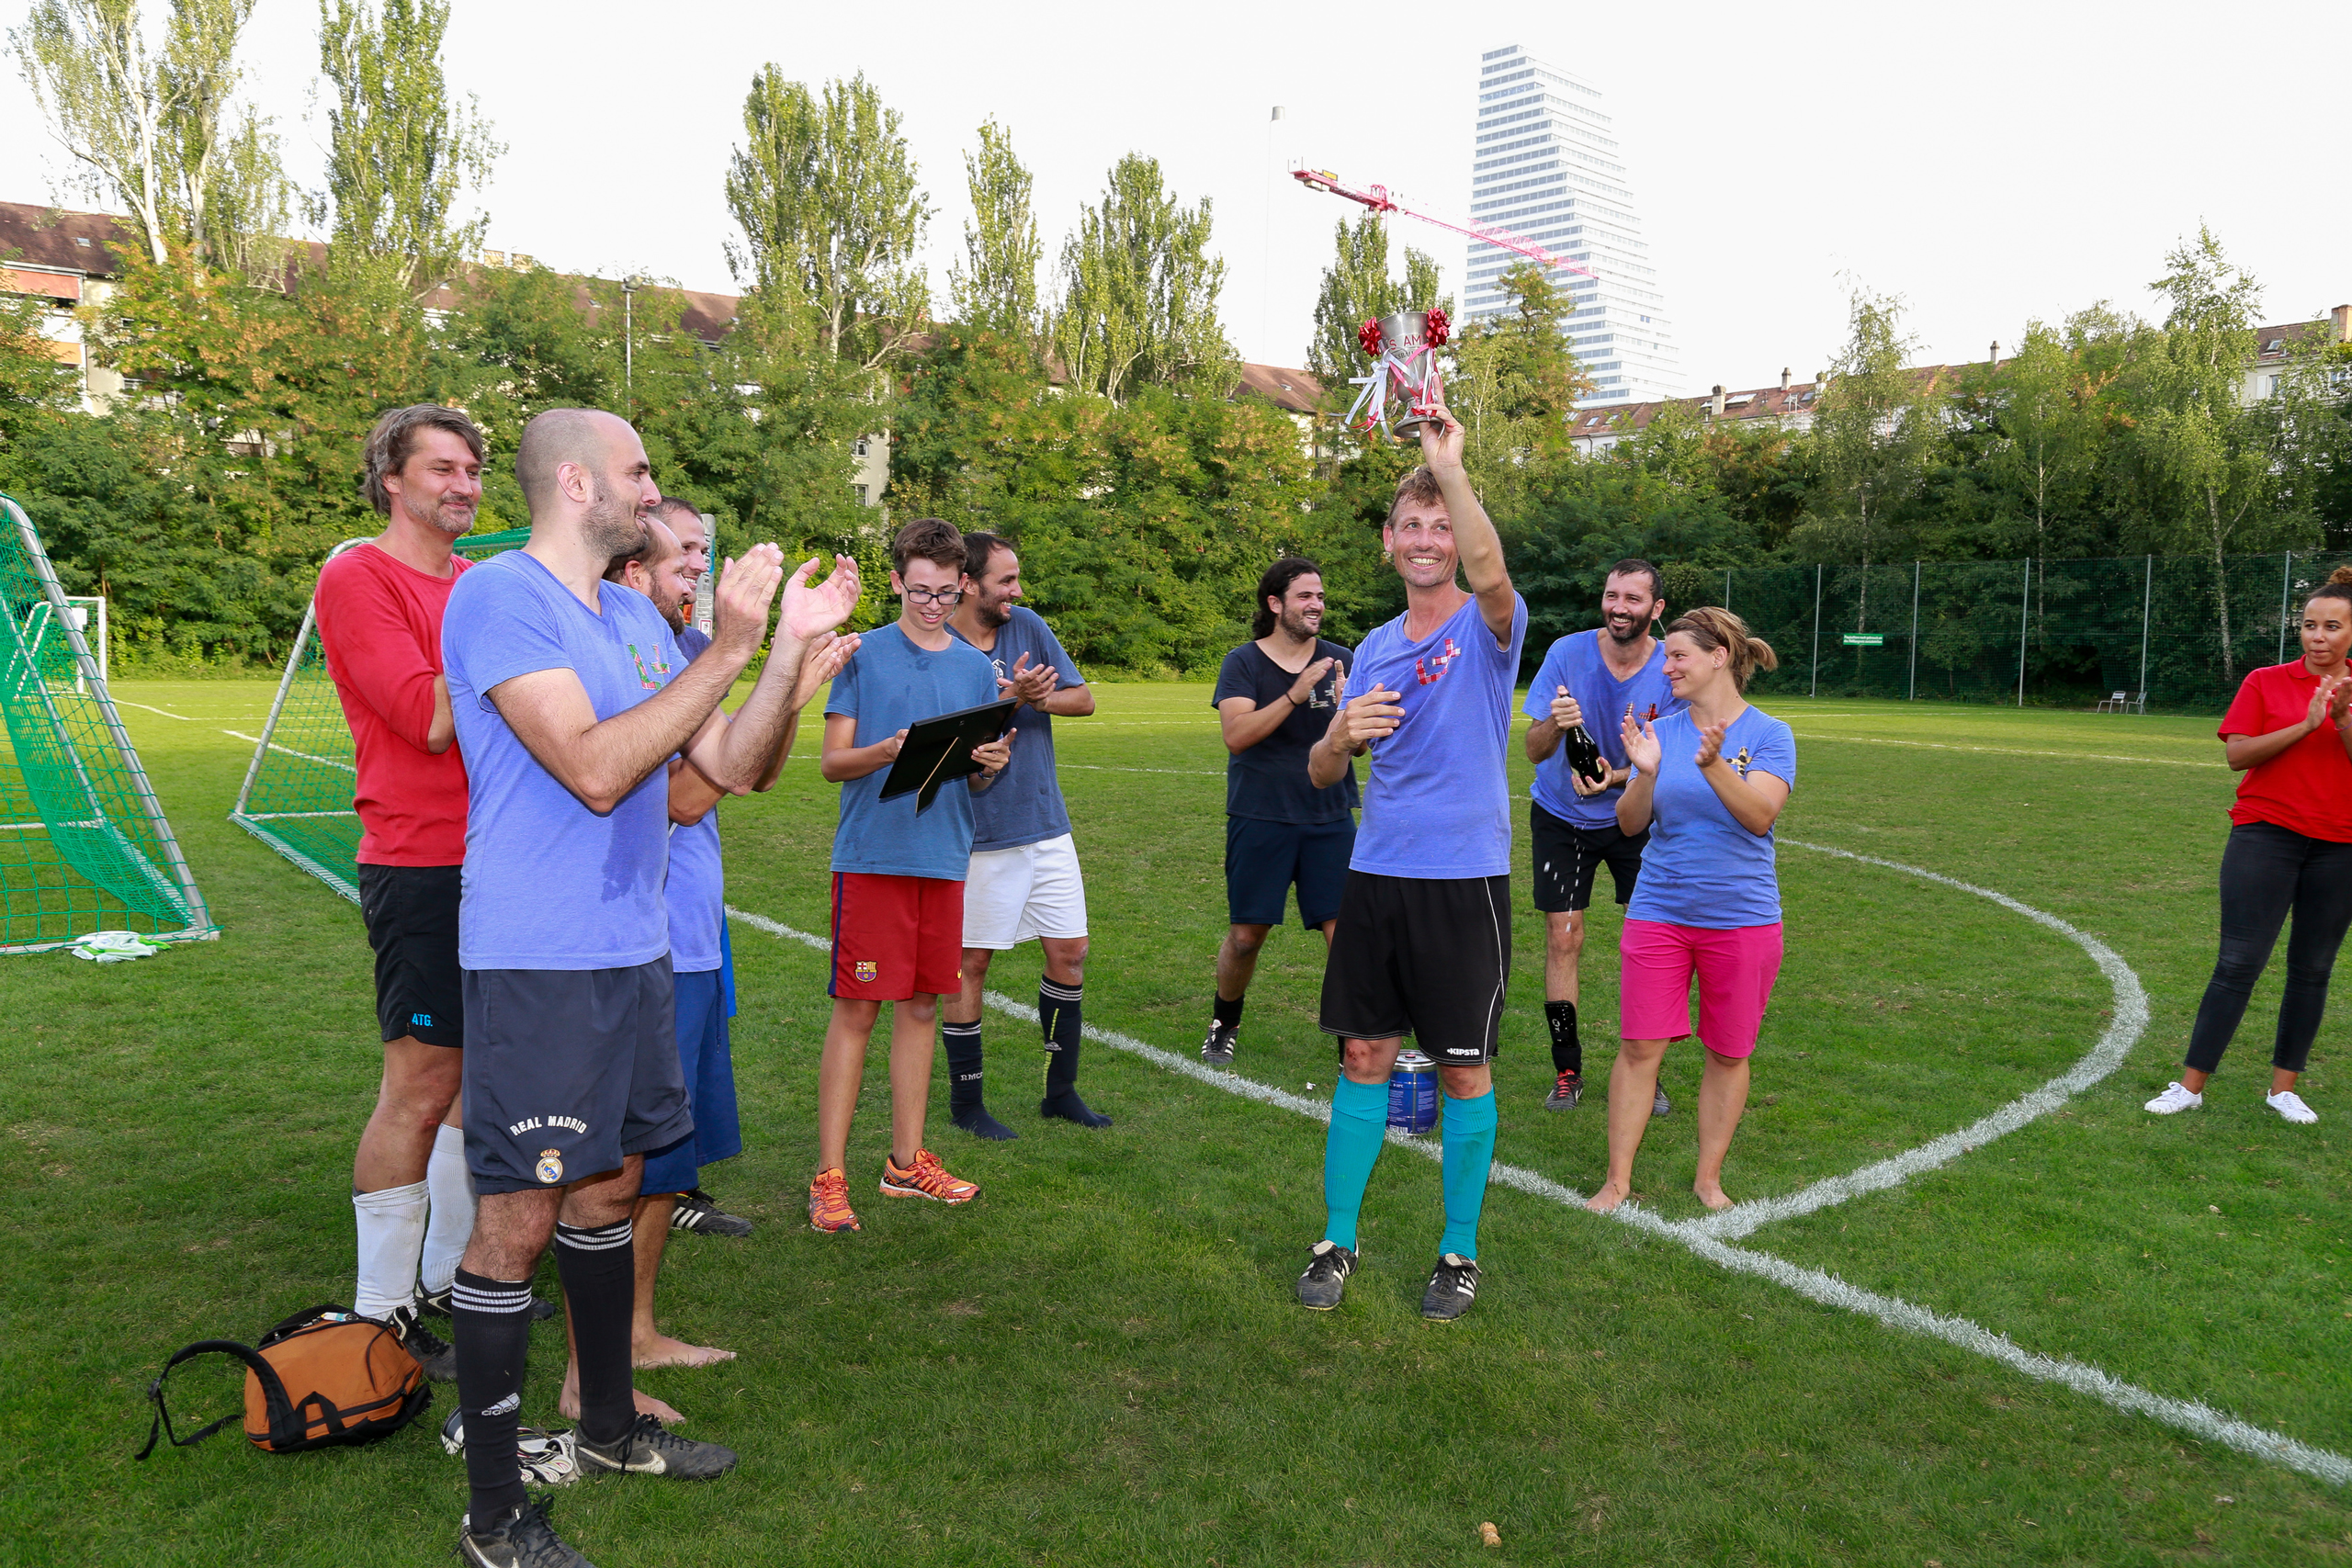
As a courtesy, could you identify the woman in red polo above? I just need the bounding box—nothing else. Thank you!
[2147,568,2352,1125]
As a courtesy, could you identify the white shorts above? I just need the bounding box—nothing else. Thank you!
[963,833,1089,949]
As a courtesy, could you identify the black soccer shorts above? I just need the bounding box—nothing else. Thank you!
[357,863,463,1048]
[1529,801,1650,915]
[1317,871,1511,1066]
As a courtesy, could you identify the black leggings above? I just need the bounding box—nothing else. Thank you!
[2183,820,2352,1076]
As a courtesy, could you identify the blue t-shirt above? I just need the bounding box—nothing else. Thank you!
[1349,592,1529,879]
[947,606,1085,852]
[442,550,685,971]
[826,622,999,879]
[1523,632,1682,829]
[1624,705,1797,929]
[665,626,723,974]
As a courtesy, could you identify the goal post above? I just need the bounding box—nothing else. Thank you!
[0,494,216,953]
[231,526,528,904]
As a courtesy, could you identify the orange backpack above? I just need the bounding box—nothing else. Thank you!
[137,1304,431,1458]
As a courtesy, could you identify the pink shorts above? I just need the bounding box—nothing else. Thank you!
[1619,918,1784,1059]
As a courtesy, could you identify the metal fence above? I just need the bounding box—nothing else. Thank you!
[1687,552,2348,714]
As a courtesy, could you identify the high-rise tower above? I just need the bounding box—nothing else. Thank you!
[1464,44,1678,407]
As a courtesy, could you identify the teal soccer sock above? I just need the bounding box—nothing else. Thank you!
[1321,1077,1389,1252]
[1439,1089,1498,1259]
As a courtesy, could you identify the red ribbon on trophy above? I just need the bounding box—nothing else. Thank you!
[1345,308,1451,443]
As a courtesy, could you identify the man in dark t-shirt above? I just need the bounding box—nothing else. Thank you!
[1203,556,1358,1067]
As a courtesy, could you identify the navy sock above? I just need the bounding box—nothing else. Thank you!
[1213,992,1244,1030]
[1545,1000,1582,1076]
[944,1019,1013,1140]
[554,1218,635,1449]
[1040,980,1110,1126]
[452,1267,534,1528]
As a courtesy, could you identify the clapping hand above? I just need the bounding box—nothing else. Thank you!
[1694,720,1729,770]
[711,544,787,657]
[1620,708,1663,777]
[789,630,858,710]
[1289,656,1338,708]
[781,553,861,642]
[1329,671,1405,750]
[2311,672,2351,732]
[1000,651,1059,707]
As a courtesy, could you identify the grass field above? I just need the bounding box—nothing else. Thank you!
[5,680,2350,1566]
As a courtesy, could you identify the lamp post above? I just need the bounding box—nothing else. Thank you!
[622,275,645,417]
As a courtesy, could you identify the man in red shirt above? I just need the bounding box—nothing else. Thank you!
[314,406,531,1380]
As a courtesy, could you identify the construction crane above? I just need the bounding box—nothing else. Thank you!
[1291,165,1597,281]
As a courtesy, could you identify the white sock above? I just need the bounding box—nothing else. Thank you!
[420,1123,477,1298]
[352,1179,429,1318]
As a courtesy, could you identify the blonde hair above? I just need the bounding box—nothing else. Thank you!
[1664,606,1779,693]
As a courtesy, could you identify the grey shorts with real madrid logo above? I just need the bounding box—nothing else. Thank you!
[459,956,693,1195]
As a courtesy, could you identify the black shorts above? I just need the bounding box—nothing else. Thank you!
[460,957,693,1196]
[1226,816,1356,929]
[1530,802,1649,915]
[1317,871,1511,1066]
[357,863,463,1048]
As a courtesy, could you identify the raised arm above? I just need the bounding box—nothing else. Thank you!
[1417,377,1514,647]
[670,630,859,824]
[1220,656,1336,754]
[485,547,784,815]
[676,555,860,799]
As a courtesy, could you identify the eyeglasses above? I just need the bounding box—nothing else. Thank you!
[902,587,963,606]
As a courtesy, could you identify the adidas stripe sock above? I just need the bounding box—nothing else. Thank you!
[452,1268,534,1527]
[1321,1076,1388,1252]
[352,1179,428,1319]
[944,1019,1014,1140]
[1040,979,1111,1126]
[420,1123,477,1298]
[555,1218,637,1450]
[1438,1090,1498,1260]
[1544,1000,1583,1077]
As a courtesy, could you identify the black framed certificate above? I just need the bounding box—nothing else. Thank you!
[878,697,1019,811]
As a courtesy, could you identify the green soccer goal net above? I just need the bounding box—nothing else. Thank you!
[230,526,527,903]
[0,494,215,953]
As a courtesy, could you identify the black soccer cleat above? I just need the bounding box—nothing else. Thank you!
[1201,1019,1238,1069]
[1421,1253,1481,1322]
[420,1285,556,1323]
[1544,1069,1583,1111]
[573,1412,738,1481]
[387,1303,457,1382]
[668,1189,753,1238]
[1295,1239,1357,1311]
[458,1495,594,1568]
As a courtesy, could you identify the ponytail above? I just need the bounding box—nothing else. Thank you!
[1664,606,1779,694]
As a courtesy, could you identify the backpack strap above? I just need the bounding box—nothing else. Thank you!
[135,1339,292,1460]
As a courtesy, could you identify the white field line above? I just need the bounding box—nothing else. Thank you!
[220,729,356,774]
[114,700,192,720]
[722,894,2349,1487]
[1685,839,2149,1241]
[1791,733,2223,769]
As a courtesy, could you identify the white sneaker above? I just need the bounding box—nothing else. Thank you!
[2144,1081,2203,1114]
[2266,1089,2318,1124]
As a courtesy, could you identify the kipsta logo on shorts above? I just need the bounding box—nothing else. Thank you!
[1415,639,1459,686]
[628,642,672,691]
[536,1148,564,1184]
[854,960,877,982]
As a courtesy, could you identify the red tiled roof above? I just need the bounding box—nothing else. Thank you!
[1230,363,1328,415]
[0,200,135,276]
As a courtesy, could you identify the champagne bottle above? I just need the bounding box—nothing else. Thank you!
[1562,722,1610,786]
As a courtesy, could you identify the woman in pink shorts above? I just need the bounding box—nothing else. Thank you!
[1584,606,1792,1214]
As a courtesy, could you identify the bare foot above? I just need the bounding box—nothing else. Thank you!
[1584,1181,1632,1213]
[634,1333,737,1370]
[1693,1183,1734,1212]
[560,1374,685,1424]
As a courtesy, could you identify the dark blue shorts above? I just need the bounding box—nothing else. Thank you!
[640,964,742,1197]
[1226,816,1357,929]
[460,957,693,1196]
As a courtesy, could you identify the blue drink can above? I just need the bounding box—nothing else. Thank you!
[1387,1049,1439,1134]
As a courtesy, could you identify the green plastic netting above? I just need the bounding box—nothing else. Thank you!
[230,527,526,903]
[0,494,214,953]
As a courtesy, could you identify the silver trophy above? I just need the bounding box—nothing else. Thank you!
[1345,308,1450,444]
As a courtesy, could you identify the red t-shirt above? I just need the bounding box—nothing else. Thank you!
[313,543,471,865]
[2218,660,2352,843]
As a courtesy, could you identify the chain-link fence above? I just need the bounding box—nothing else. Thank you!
[1675,552,2348,714]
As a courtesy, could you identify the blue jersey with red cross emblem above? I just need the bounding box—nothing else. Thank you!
[1346,592,1528,879]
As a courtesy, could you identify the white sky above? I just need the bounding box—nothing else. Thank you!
[4,0,2343,399]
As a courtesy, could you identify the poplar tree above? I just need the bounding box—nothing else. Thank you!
[1798,287,1938,630]
[317,0,500,295]
[1050,153,1230,403]
[1305,211,1442,385]
[946,118,1040,344]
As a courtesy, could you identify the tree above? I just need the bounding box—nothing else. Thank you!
[1050,153,1231,402]
[946,118,1040,344]
[1304,211,1443,386]
[724,69,930,369]
[1794,287,1939,630]
[318,0,501,295]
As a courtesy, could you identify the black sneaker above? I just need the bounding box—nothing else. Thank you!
[574,1411,738,1481]
[458,1495,594,1568]
[1295,1239,1356,1310]
[441,1408,579,1487]
[420,1285,557,1323]
[387,1303,457,1381]
[1420,1253,1481,1322]
[669,1189,753,1238]
[1653,1085,1672,1117]
[1544,1069,1583,1111]
[1202,1019,1238,1069]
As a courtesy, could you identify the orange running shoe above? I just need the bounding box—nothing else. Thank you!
[879,1148,979,1205]
[808,1168,862,1232]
